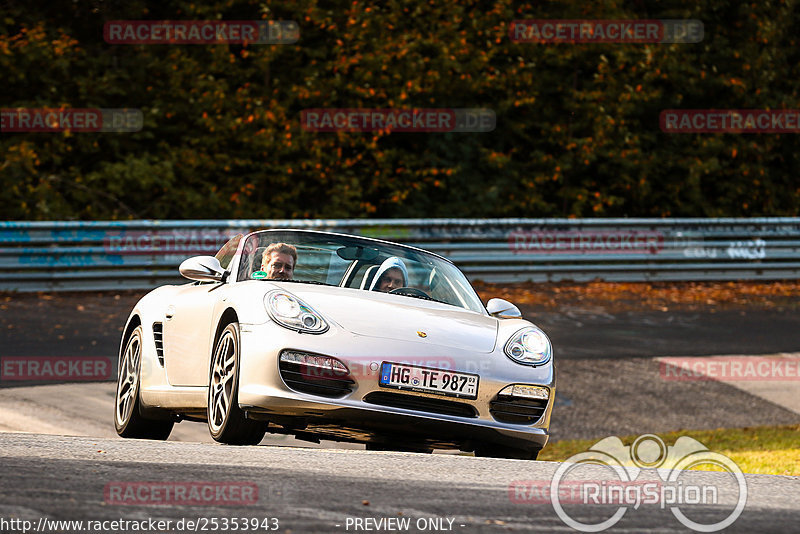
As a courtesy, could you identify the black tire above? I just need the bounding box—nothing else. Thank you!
[114,325,174,440]
[207,322,266,445]
[474,445,540,460]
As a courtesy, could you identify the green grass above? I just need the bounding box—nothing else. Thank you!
[540,425,800,476]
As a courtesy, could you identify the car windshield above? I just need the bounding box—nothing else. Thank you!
[235,230,486,314]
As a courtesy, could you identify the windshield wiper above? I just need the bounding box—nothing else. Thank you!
[394,292,449,305]
[262,278,333,286]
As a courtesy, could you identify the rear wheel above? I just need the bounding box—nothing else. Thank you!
[114,325,174,439]
[474,445,539,460]
[207,322,266,445]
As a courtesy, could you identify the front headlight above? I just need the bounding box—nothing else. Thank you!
[265,291,329,334]
[504,327,552,366]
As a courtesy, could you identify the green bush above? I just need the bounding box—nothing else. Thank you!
[1,0,798,220]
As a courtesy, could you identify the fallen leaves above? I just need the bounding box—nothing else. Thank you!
[474,281,800,313]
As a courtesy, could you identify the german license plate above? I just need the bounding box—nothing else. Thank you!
[379,362,478,399]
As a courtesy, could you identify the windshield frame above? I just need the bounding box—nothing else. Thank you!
[227,229,487,315]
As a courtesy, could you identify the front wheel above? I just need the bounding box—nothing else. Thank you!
[114,325,174,439]
[207,322,266,445]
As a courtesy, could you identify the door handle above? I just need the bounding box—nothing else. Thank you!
[165,305,176,320]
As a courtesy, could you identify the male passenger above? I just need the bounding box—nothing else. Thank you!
[261,242,297,280]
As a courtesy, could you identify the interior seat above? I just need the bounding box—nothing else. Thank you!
[360,265,379,289]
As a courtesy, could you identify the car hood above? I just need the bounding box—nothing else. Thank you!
[284,285,499,353]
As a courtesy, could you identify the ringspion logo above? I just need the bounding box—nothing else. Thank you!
[510,480,663,505]
[546,435,747,532]
[1,108,142,132]
[103,20,299,44]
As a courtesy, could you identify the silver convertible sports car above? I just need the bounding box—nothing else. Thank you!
[114,229,555,459]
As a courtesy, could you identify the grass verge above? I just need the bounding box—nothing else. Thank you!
[540,425,800,476]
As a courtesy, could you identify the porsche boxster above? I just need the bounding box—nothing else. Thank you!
[114,229,555,459]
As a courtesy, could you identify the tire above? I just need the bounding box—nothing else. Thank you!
[207,322,266,445]
[114,325,174,440]
[474,445,540,460]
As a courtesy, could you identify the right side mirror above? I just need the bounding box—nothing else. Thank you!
[179,256,226,282]
[486,298,522,319]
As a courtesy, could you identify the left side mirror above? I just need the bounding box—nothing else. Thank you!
[486,298,522,319]
[179,256,226,282]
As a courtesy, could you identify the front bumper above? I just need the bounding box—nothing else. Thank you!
[237,322,555,451]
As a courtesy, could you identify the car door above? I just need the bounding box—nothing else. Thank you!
[162,282,221,386]
[163,233,243,386]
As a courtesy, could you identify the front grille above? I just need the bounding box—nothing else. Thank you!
[152,322,164,366]
[490,395,548,424]
[278,352,355,398]
[364,391,477,418]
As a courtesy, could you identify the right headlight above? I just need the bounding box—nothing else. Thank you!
[265,290,329,334]
[504,327,552,366]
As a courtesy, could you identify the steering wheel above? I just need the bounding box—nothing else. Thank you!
[390,287,430,298]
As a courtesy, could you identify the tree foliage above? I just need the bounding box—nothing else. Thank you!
[1,0,798,220]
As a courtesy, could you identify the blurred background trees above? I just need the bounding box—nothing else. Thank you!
[1,0,798,220]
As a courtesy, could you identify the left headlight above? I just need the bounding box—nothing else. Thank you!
[265,291,329,334]
[504,327,552,366]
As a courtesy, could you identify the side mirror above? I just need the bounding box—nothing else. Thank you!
[179,256,226,282]
[486,298,522,319]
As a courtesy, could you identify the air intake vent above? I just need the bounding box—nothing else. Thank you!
[489,395,547,424]
[364,391,477,418]
[278,350,355,398]
[152,322,164,366]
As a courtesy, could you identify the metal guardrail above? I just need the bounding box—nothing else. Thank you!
[1,218,799,292]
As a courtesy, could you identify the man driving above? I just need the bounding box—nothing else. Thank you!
[369,257,408,292]
[261,242,297,280]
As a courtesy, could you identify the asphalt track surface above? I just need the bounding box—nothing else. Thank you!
[1,290,799,533]
[1,433,798,533]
